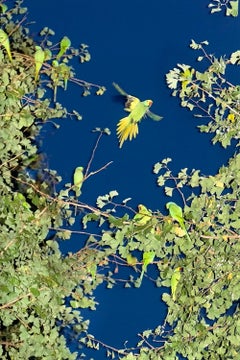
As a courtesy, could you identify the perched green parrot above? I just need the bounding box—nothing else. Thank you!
[58,63,71,91]
[73,166,84,197]
[133,204,152,226]
[113,82,163,148]
[126,253,138,266]
[51,61,71,101]
[139,251,155,284]
[171,267,182,301]
[34,46,45,82]
[0,29,12,62]
[0,4,8,13]
[56,36,71,60]
[51,60,59,101]
[166,202,191,241]
[14,193,31,211]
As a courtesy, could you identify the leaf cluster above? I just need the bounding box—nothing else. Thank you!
[208,0,239,17]
[79,147,240,358]
[0,2,107,358]
[166,39,240,148]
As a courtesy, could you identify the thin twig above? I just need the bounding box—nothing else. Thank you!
[85,161,113,180]
[85,131,105,177]
[0,288,46,310]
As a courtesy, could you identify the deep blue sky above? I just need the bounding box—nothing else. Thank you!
[26,0,237,209]
[25,1,239,358]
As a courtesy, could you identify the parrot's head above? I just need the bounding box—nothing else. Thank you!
[166,202,174,210]
[143,100,153,108]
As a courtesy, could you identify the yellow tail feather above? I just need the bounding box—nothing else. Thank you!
[117,116,139,148]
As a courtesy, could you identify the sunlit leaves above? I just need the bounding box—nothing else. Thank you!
[166,65,181,89]
[227,0,239,16]
[229,50,240,65]
[72,109,82,120]
[92,127,111,135]
[166,63,195,93]
[153,157,172,174]
[166,40,240,148]
[208,0,239,16]
[189,39,209,50]
[96,86,106,95]
[79,43,91,63]
[39,26,55,37]
[96,190,119,209]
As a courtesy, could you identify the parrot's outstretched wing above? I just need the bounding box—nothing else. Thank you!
[113,82,130,97]
[113,82,162,118]
[0,29,12,62]
[113,82,140,112]
[124,96,140,112]
[147,110,163,121]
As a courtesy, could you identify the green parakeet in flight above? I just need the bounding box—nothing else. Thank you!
[73,166,84,197]
[171,267,182,301]
[139,251,155,284]
[113,82,163,148]
[0,29,12,62]
[34,46,45,82]
[166,202,191,241]
[56,36,71,60]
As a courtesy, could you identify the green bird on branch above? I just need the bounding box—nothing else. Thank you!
[139,251,155,285]
[73,166,84,197]
[166,202,191,242]
[0,29,12,62]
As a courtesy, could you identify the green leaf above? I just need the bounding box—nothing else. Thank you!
[229,50,240,64]
[226,1,239,16]
[96,86,106,95]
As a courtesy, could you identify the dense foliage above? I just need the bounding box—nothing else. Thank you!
[0,1,105,359]
[0,1,239,359]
